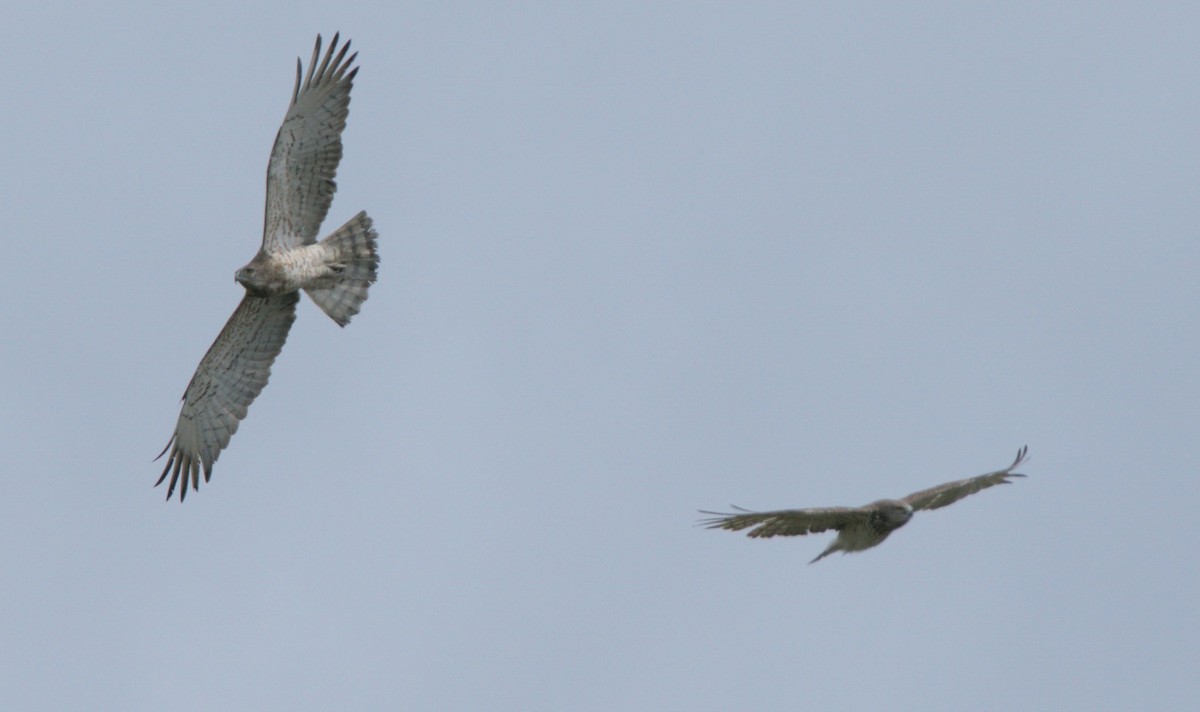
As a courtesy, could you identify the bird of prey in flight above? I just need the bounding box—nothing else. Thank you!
[156,34,379,501]
[700,446,1029,563]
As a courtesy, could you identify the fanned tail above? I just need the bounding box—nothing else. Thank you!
[305,211,380,326]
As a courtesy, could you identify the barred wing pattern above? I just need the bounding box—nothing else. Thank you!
[698,506,864,538]
[262,34,358,252]
[902,445,1029,511]
[157,293,299,500]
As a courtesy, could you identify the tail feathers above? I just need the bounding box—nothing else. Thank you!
[306,211,380,326]
[809,540,842,564]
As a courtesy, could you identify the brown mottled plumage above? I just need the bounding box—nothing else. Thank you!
[701,447,1028,563]
[157,34,379,501]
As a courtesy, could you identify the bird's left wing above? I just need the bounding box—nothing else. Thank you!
[902,445,1029,512]
[156,292,299,501]
[262,34,359,253]
[699,505,863,538]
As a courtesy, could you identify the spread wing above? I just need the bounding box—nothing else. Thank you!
[262,33,359,253]
[156,293,299,501]
[901,445,1029,512]
[698,505,865,538]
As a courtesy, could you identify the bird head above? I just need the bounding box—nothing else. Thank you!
[886,500,915,525]
[869,499,914,530]
[234,263,271,296]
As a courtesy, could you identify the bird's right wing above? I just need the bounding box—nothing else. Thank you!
[699,506,863,538]
[901,445,1029,512]
[156,292,299,501]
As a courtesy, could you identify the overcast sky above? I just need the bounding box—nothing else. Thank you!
[3,2,1197,710]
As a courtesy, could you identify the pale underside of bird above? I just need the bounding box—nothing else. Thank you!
[156,34,379,501]
[700,446,1029,563]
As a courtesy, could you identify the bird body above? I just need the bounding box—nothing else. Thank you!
[809,499,913,563]
[701,447,1028,563]
[237,242,343,295]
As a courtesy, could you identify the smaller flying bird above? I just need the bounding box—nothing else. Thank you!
[700,446,1029,563]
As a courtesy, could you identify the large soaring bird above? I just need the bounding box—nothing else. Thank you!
[156,34,379,501]
[700,447,1029,563]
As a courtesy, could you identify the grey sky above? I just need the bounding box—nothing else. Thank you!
[3,2,1197,710]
